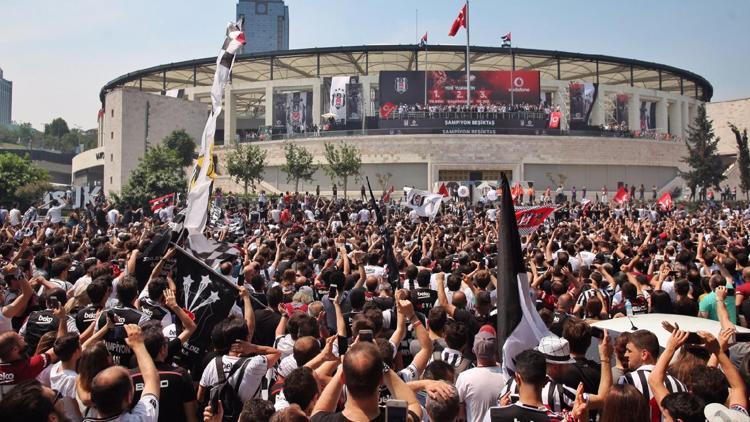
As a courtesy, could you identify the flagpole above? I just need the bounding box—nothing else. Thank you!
[465,0,471,107]
[510,43,514,106]
[415,9,418,44]
[424,42,428,107]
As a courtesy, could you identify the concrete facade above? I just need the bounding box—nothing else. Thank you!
[236,0,289,54]
[210,135,688,197]
[707,98,750,155]
[0,68,11,126]
[99,88,209,194]
[186,76,702,147]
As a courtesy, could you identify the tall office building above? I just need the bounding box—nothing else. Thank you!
[236,0,289,54]
[0,68,11,125]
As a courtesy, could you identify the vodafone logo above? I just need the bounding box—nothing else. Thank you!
[514,77,525,88]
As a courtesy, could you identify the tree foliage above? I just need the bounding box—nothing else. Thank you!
[323,142,362,199]
[163,129,196,166]
[226,144,267,195]
[680,105,725,192]
[731,122,750,198]
[44,117,70,138]
[281,142,317,193]
[116,145,187,207]
[15,180,53,209]
[0,152,49,207]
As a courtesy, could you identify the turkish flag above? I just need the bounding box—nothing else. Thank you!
[448,4,467,36]
[657,192,673,210]
[515,206,555,235]
[379,102,396,118]
[383,185,395,202]
[438,183,450,197]
[549,111,561,129]
[613,187,630,204]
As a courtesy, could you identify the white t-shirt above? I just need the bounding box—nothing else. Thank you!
[106,210,120,226]
[0,311,12,333]
[456,366,508,422]
[47,204,65,224]
[50,362,81,422]
[199,355,268,402]
[357,209,370,223]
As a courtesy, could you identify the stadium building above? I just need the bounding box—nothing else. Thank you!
[72,45,712,196]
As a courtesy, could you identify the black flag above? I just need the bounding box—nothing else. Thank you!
[496,174,550,374]
[171,244,238,370]
[366,177,399,287]
[134,229,172,290]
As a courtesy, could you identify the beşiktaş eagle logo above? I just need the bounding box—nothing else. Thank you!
[331,88,346,110]
[181,274,223,320]
[395,77,409,94]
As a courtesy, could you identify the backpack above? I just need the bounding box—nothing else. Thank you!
[209,357,252,422]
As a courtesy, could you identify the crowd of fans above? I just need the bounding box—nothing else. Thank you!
[0,191,750,421]
[388,102,552,119]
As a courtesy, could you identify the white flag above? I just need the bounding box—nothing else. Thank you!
[404,188,443,219]
[329,76,348,121]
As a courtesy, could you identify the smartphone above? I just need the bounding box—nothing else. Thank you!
[590,326,605,339]
[685,332,704,345]
[48,297,60,309]
[385,399,408,422]
[329,284,338,299]
[359,329,373,342]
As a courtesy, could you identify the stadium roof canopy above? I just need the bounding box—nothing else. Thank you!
[101,44,713,106]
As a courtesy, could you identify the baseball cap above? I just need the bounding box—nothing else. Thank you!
[472,325,497,361]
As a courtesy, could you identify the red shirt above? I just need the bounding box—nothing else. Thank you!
[0,353,52,399]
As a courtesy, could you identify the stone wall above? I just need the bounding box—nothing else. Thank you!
[212,134,688,196]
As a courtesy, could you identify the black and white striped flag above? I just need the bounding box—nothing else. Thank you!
[497,173,551,375]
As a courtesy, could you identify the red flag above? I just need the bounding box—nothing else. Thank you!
[501,32,511,42]
[515,206,555,236]
[612,187,630,204]
[657,192,673,210]
[420,31,428,45]
[379,102,396,118]
[438,183,450,197]
[549,111,561,129]
[448,4,467,36]
[149,193,176,212]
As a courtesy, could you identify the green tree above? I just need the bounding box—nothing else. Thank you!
[15,180,53,208]
[0,152,49,206]
[323,142,361,199]
[731,122,750,200]
[44,117,70,138]
[681,105,725,198]
[163,129,196,166]
[116,145,187,207]
[281,142,317,193]
[226,144,267,195]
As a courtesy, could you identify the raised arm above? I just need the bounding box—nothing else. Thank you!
[401,299,432,376]
[383,367,422,421]
[702,329,748,410]
[164,289,197,344]
[126,324,161,399]
[1,270,32,318]
[435,272,456,316]
[649,325,689,408]
[238,286,255,340]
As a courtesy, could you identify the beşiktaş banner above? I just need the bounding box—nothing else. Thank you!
[272,91,312,134]
[640,101,657,130]
[379,116,551,134]
[379,70,540,106]
[329,76,350,121]
[569,82,598,123]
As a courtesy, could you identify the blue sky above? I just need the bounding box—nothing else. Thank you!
[1,0,748,129]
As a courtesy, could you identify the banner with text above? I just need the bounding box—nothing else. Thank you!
[379,70,540,106]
